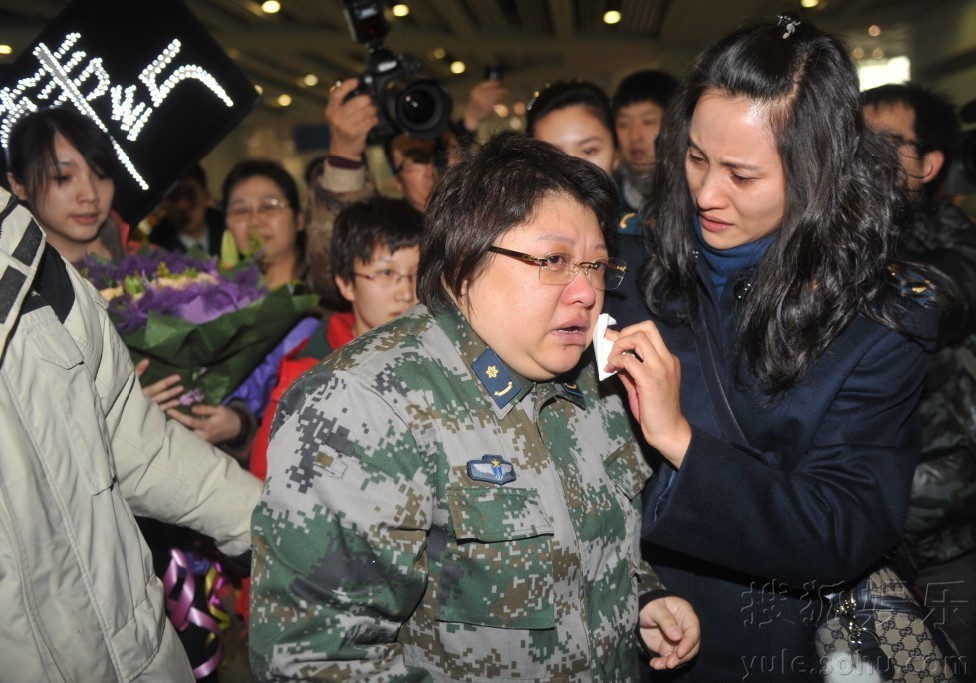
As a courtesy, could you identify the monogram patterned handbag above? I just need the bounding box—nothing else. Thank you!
[692,310,964,683]
[815,563,962,682]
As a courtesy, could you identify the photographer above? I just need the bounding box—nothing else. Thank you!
[304,77,380,307]
[863,82,976,667]
[305,76,504,308]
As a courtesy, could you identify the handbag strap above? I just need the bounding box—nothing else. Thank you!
[693,304,750,448]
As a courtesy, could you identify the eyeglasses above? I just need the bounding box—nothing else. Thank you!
[226,198,290,224]
[354,269,417,287]
[885,133,926,157]
[487,246,626,291]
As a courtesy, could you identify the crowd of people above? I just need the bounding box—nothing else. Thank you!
[1,11,974,683]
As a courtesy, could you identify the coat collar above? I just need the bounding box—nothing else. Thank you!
[433,303,588,419]
[0,191,46,357]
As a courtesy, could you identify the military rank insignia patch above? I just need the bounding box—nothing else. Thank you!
[472,348,521,408]
[561,382,584,400]
[616,211,639,235]
[467,455,516,485]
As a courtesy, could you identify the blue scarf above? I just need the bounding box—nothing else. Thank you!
[693,217,777,297]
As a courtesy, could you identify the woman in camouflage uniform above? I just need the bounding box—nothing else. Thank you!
[250,133,700,681]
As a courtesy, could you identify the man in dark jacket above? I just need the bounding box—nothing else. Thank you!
[149,163,225,256]
[864,82,976,667]
[611,69,678,214]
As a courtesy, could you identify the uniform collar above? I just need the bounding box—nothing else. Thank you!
[0,191,46,356]
[433,303,588,417]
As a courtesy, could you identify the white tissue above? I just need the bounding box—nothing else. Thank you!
[593,313,617,381]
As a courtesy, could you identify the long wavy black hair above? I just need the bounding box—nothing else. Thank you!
[643,16,913,393]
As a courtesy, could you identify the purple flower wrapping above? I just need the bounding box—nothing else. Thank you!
[107,261,265,334]
[75,249,319,409]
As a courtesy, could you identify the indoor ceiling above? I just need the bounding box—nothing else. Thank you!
[0,0,961,125]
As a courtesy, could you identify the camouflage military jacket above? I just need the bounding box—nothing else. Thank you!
[250,304,660,682]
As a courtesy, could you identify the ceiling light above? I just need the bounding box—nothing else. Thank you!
[800,0,819,7]
[432,48,446,60]
[303,74,319,87]
[868,25,881,37]
[261,1,281,14]
[603,10,622,25]
[872,47,885,59]
[277,93,293,107]
[851,47,865,60]
[392,3,409,17]
[0,44,12,55]
[255,84,264,94]
[449,60,466,74]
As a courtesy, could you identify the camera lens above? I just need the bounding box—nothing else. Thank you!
[395,79,451,139]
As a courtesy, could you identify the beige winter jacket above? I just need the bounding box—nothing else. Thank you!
[0,190,261,681]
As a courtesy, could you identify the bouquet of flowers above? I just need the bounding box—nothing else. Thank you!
[78,248,319,410]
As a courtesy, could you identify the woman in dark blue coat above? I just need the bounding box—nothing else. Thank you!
[603,16,938,681]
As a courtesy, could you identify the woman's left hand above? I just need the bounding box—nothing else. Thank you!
[604,321,692,467]
[166,403,243,445]
[639,595,701,670]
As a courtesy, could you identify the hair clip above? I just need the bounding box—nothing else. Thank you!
[779,15,801,38]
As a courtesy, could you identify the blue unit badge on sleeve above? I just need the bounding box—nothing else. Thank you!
[467,455,516,485]
[472,348,520,409]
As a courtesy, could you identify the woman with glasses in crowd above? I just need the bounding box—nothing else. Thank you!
[221,157,308,290]
[165,158,318,448]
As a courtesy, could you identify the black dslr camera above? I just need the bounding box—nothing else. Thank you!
[341,0,452,143]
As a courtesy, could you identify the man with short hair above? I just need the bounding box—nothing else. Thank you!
[604,70,679,325]
[863,82,976,667]
[383,132,437,213]
[611,69,678,212]
[149,163,225,256]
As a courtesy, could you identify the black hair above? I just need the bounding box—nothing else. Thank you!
[382,133,435,175]
[220,158,301,212]
[6,106,121,209]
[612,69,679,111]
[331,196,423,281]
[645,16,915,392]
[220,157,305,256]
[525,80,615,144]
[303,155,326,187]
[183,162,208,191]
[163,162,209,201]
[419,132,618,312]
[861,82,961,191]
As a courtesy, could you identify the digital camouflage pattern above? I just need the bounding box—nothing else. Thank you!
[250,304,660,682]
[901,199,976,566]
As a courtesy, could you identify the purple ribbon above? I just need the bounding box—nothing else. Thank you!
[163,548,224,679]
